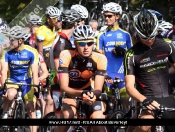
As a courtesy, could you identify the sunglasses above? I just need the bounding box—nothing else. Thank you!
[104,14,114,18]
[76,41,94,47]
[49,17,58,21]
[139,35,156,41]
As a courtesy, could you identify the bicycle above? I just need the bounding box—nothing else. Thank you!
[1,80,41,132]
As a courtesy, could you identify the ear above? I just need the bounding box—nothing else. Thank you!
[18,38,23,43]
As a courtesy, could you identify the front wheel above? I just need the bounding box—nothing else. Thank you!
[42,112,56,132]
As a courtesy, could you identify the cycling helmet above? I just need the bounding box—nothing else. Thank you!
[0,18,10,33]
[158,21,173,32]
[148,9,164,23]
[73,25,96,40]
[28,14,42,25]
[169,6,175,18]
[61,9,81,25]
[102,2,122,15]
[45,6,62,18]
[133,9,159,38]
[71,4,88,19]
[8,26,28,39]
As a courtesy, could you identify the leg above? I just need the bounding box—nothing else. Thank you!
[55,98,77,132]
[44,88,54,116]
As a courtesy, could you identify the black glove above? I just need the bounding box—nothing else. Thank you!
[142,98,154,107]
[114,46,126,56]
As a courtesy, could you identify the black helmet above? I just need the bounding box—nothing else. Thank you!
[61,9,81,29]
[133,8,159,38]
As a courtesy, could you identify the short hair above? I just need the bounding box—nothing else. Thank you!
[89,20,98,26]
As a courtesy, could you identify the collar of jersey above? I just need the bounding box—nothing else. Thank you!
[58,32,69,40]
[108,25,120,31]
[14,44,25,52]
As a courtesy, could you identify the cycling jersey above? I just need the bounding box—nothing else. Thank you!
[97,26,132,74]
[124,37,175,97]
[1,44,38,81]
[35,25,56,60]
[58,50,107,89]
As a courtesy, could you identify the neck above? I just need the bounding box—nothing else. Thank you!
[61,28,74,40]
[14,43,24,52]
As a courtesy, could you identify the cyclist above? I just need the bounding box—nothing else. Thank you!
[124,9,175,132]
[35,6,61,62]
[48,9,81,119]
[96,2,132,109]
[57,25,107,132]
[1,26,39,132]
[27,14,42,48]
[70,4,89,48]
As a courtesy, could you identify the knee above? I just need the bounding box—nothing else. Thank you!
[7,90,16,100]
[46,95,53,105]
[90,111,105,119]
[62,108,74,119]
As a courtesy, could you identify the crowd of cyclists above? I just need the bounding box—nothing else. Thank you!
[0,1,175,132]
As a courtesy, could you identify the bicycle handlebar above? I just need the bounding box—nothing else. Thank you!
[140,104,175,112]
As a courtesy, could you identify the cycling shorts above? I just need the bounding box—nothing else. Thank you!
[103,73,129,98]
[6,78,34,102]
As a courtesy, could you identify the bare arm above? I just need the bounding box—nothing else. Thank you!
[39,63,49,80]
[125,75,146,102]
[1,62,8,88]
[59,73,83,98]
[54,59,59,71]
[31,63,39,90]
[94,75,105,97]
[37,41,43,54]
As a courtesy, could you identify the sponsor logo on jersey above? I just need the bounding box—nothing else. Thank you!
[140,57,168,68]
[140,57,150,63]
[10,60,30,65]
[106,41,115,46]
[115,41,126,46]
[106,34,112,37]
[59,59,63,65]
[157,53,168,58]
[86,62,92,67]
[69,69,81,78]
[21,52,27,58]
[117,33,123,39]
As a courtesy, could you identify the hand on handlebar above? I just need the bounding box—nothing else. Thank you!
[142,98,160,110]
[82,90,96,105]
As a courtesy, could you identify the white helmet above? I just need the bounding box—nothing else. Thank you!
[158,21,173,32]
[73,25,96,40]
[103,2,122,15]
[71,4,88,19]
[28,14,42,25]
[45,6,62,18]
[8,26,28,39]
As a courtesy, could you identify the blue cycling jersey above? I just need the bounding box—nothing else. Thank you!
[97,26,133,74]
[1,44,38,81]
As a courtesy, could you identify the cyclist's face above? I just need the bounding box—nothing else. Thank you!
[9,38,22,49]
[75,39,94,57]
[139,37,156,47]
[104,12,119,25]
[47,16,57,27]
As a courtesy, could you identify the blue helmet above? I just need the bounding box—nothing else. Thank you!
[148,9,164,24]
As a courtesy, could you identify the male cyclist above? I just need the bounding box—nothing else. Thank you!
[57,25,107,132]
[124,9,175,132]
[35,6,61,62]
[97,2,132,109]
[1,26,39,132]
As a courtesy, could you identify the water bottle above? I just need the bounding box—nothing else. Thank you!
[36,110,41,119]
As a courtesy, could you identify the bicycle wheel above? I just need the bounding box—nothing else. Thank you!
[42,112,56,132]
[97,14,105,30]
[74,126,86,132]
[120,12,130,31]
[14,100,25,119]
[107,110,126,132]
[115,100,127,113]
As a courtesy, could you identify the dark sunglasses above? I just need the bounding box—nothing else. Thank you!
[104,14,114,18]
[77,41,94,47]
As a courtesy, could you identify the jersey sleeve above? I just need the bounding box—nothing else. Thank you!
[1,48,9,62]
[95,54,107,76]
[124,49,135,75]
[168,42,175,63]
[35,26,45,41]
[58,50,71,73]
[126,33,133,49]
[30,49,39,65]
[96,32,104,50]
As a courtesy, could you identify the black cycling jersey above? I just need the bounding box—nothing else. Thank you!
[166,28,175,45]
[124,37,175,97]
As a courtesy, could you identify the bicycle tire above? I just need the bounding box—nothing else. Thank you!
[75,126,86,132]
[14,100,25,119]
[107,110,126,132]
[42,112,56,132]
[97,14,105,29]
[115,100,127,113]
